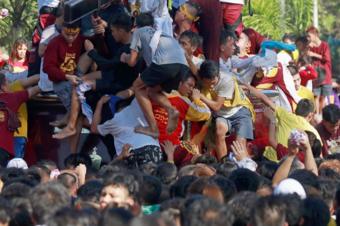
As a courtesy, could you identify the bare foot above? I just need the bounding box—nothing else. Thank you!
[166,108,179,134]
[134,126,159,139]
[52,127,76,139]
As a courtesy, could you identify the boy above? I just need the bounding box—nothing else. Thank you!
[121,13,188,138]
[199,60,255,160]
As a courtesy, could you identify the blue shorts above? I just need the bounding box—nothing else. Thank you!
[53,81,72,112]
[313,84,332,97]
[216,107,254,140]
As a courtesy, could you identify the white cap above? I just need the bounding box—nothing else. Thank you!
[273,178,306,199]
[7,158,28,170]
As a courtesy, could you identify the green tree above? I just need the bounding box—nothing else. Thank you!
[0,0,37,51]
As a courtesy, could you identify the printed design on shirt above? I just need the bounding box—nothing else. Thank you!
[0,111,5,122]
[60,53,77,74]
[154,107,168,125]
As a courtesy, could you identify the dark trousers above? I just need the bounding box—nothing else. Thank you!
[0,148,10,167]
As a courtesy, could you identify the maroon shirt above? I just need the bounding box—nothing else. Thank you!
[316,123,340,157]
[191,0,223,61]
[309,41,332,85]
[0,91,29,155]
[43,34,85,82]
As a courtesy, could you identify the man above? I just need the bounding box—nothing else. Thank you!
[199,60,255,161]
[316,104,340,157]
[0,73,40,166]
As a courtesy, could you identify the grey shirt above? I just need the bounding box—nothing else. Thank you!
[130,26,187,66]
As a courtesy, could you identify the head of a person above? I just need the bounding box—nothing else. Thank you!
[175,2,200,24]
[322,104,340,135]
[220,29,236,59]
[250,195,287,226]
[295,36,309,52]
[198,60,220,90]
[10,38,28,61]
[181,197,234,226]
[302,197,330,226]
[99,172,140,212]
[109,13,132,43]
[0,72,10,93]
[177,72,197,97]
[236,32,251,55]
[153,162,178,186]
[287,64,301,91]
[170,175,197,198]
[179,30,202,56]
[295,99,315,121]
[227,191,258,226]
[243,28,265,55]
[228,168,260,192]
[306,26,320,43]
[47,207,99,226]
[140,175,162,206]
[57,171,79,197]
[135,13,154,28]
[282,33,296,44]
[76,179,103,208]
[99,207,133,226]
[61,22,81,44]
[29,182,70,225]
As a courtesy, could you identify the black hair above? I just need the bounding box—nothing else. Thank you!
[180,71,197,83]
[318,178,338,209]
[275,194,303,226]
[109,13,132,32]
[295,99,314,117]
[170,175,197,198]
[1,182,32,199]
[179,30,203,48]
[305,131,322,158]
[0,197,11,224]
[99,207,133,226]
[227,191,258,226]
[29,182,70,225]
[319,168,340,181]
[211,175,237,203]
[135,13,154,27]
[47,207,99,226]
[302,197,330,226]
[220,28,236,45]
[229,168,260,192]
[289,169,320,191]
[257,161,279,180]
[215,161,238,178]
[192,154,218,165]
[64,153,92,169]
[141,175,162,205]
[182,197,234,226]
[62,21,81,29]
[250,195,286,226]
[198,60,220,80]
[322,104,340,124]
[295,36,309,45]
[77,180,103,203]
[153,162,177,185]
[103,171,141,200]
[282,33,296,42]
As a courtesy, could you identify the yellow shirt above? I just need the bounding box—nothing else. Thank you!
[292,86,315,111]
[275,106,321,147]
[9,81,28,138]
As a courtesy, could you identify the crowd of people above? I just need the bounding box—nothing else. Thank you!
[0,0,339,225]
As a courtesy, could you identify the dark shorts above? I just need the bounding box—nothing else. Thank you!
[313,84,332,97]
[216,107,254,140]
[126,145,163,168]
[141,63,189,93]
[96,70,115,93]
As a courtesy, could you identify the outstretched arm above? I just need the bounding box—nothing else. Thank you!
[245,84,276,111]
[91,95,110,134]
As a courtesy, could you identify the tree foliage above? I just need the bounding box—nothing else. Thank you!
[0,0,37,50]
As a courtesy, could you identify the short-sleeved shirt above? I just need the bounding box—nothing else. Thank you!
[0,90,29,155]
[275,106,322,147]
[130,26,187,66]
[97,99,160,155]
[210,71,243,118]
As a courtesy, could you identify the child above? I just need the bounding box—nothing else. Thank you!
[178,30,204,76]
[174,2,200,38]
[121,13,188,138]
[5,39,29,82]
[129,0,173,36]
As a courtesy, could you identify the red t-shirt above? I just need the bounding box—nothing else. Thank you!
[309,41,332,85]
[0,91,29,155]
[153,96,190,145]
[299,65,317,86]
[43,34,85,82]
